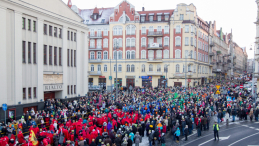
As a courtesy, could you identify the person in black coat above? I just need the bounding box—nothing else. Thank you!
[127,136,133,146]
[114,136,121,146]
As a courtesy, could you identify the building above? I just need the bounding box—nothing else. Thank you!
[254,0,259,92]
[70,1,215,89]
[247,59,253,74]
[0,0,88,120]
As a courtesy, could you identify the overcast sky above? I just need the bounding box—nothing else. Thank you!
[63,0,257,58]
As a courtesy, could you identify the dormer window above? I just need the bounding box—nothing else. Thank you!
[94,14,97,20]
[165,15,169,21]
[101,19,105,23]
[157,15,161,21]
[149,16,153,22]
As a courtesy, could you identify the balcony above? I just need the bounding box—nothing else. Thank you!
[147,31,163,37]
[212,68,222,73]
[209,52,215,56]
[210,42,215,47]
[89,34,102,39]
[147,57,163,63]
[146,71,162,76]
[89,46,102,51]
[210,62,215,66]
[147,43,163,49]
[88,71,102,76]
[173,73,184,77]
[89,59,102,63]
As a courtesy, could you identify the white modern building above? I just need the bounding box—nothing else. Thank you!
[0,0,88,119]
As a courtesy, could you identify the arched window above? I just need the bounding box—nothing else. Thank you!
[97,51,102,59]
[118,51,122,59]
[131,64,135,72]
[176,64,180,72]
[126,64,130,72]
[91,65,94,71]
[141,64,145,72]
[90,51,95,60]
[149,26,154,32]
[126,51,131,59]
[118,64,122,72]
[149,64,153,71]
[104,64,107,72]
[175,49,181,58]
[113,26,122,35]
[188,65,191,72]
[98,64,101,71]
[126,25,136,35]
[131,51,135,59]
[175,36,181,46]
[103,51,108,60]
[157,64,161,72]
[164,50,169,59]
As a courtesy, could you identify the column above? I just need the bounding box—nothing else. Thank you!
[0,6,7,105]
[62,26,68,98]
[83,32,89,95]
[14,10,23,104]
[37,18,44,102]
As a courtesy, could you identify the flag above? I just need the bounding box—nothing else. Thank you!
[29,130,38,146]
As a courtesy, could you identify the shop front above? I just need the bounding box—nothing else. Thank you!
[141,76,152,88]
[158,76,166,88]
[126,77,135,88]
[174,82,182,87]
[89,78,93,88]
[98,76,106,90]
[114,78,122,88]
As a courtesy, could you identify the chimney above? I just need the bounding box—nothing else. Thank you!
[142,7,145,11]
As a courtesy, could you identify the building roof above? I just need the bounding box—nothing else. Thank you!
[137,9,174,15]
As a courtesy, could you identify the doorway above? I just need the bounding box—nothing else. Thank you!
[126,78,135,88]
[44,92,55,101]
[174,82,182,87]
[98,78,106,90]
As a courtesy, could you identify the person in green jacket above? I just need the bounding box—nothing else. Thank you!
[213,122,220,141]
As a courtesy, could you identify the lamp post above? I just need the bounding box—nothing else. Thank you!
[114,40,119,101]
[185,52,191,87]
[165,64,170,88]
[250,44,258,100]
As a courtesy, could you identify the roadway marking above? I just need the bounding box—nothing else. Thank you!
[228,132,259,146]
[198,138,214,146]
[249,127,255,129]
[242,125,249,127]
[247,145,259,146]
[181,131,197,140]
[198,136,230,146]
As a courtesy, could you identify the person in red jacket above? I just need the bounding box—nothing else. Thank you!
[18,131,26,144]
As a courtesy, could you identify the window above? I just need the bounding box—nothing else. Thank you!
[54,27,57,37]
[191,25,193,33]
[71,50,73,67]
[175,49,181,58]
[126,38,135,47]
[190,50,193,59]
[54,47,57,65]
[22,18,25,29]
[67,31,70,40]
[164,37,169,46]
[149,15,153,22]
[103,51,108,60]
[90,40,95,48]
[142,26,146,34]
[141,64,145,72]
[97,51,102,59]
[59,47,62,66]
[176,64,180,72]
[118,64,122,72]
[164,50,169,59]
[165,15,169,21]
[104,64,107,72]
[28,42,31,63]
[148,50,154,59]
[98,64,101,71]
[113,64,117,72]
[44,24,47,35]
[188,65,191,72]
[131,51,135,59]
[148,38,154,45]
[113,26,122,35]
[59,28,62,38]
[164,65,168,72]
[141,50,146,59]
[157,64,161,72]
[176,25,181,33]
[156,50,162,59]
[33,43,36,64]
[104,28,108,36]
[194,51,196,59]
[193,65,196,72]
[28,19,31,30]
[180,14,184,20]
[164,26,169,34]
[71,32,73,41]
[33,21,36,32]
[149,26,154,32]
[103,39,108,48]
[23,88,26,100]
[157,15,161,21]
[28,87,31,99]
[141,37,146,47]
[67,86,70,95]
[91,65,94,71]
[67,49,70,66]
[157,37,162,45]
[126,64,130,72]
[185,25,189,33]
[126,51,130,59]
[44,45,47,65]
[183,65,185,73]
[33,87,36,98]
[175,36,181,46]
[49,46,52,65]
[149,64,153,71]
[97,39,102,48]
[131,38,135,47]
[71,85,73,94]
[157,26,162,32]
[74,50,76,67]
[185,37,189,46]
[97,29,101,37]
[191,37,193,46]
[74,85,76,94]
[49,25,52,36]
[90,51,95,60]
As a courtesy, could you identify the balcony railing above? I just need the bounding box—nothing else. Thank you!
[89,59,102,63]
[89,46,102,51]
[147,57,163,62]
[89,34,102,38]
[88,71,102,75]
[210,42,215,47]
[147,44,163,49]
[146,71,163,76]
[147,31,163,36]
[209,52,215,56]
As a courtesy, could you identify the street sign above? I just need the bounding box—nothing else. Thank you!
[2,104,7,111]
[240,85,243,89]
[216,90,220,94]
[109,76,112,80]
[216,85,221,90]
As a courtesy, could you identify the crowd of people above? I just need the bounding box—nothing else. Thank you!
[0,79,258,146]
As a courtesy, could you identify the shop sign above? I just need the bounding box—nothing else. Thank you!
[99,76,105,78]
[44,84,63,91]
[141,76,152,79]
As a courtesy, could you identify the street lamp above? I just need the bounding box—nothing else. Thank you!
[114,40,119,101]
[250,44,259,100]
[185,52,191,87]
[165,64,170,88]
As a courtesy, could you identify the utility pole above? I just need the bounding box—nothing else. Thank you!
[110,57,112,92]
[114,40,119,101]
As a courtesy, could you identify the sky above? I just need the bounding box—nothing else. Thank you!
[63,0,257,59]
